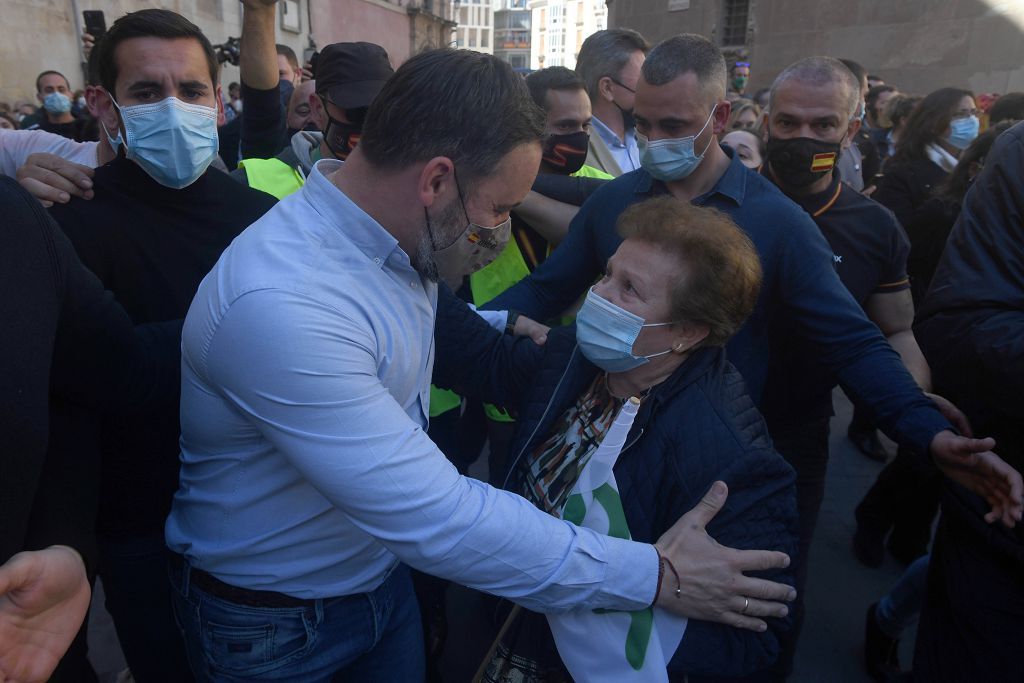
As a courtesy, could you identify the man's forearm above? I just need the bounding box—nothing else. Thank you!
[240,2,278,90]
[887,329,932,392]
[515,191,580,246]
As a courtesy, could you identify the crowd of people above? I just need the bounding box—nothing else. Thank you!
[1,3,1023,682]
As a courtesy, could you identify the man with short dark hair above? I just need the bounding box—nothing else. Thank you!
[574,28,649,176]
[48,8,278,679]
[24,71,84,140]
[164,47,797,679]
[276,43,301,84]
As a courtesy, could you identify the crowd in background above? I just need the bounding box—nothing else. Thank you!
[2,3,1024,683]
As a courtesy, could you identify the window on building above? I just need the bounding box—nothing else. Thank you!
[511,54,526,68]
[482,30,489,47]
[721,0,749,46]
[456,28,465,47]
[470,29,477,47]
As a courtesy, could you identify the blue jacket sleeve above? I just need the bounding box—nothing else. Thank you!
[484,193,606,319]
[433,284,545,411]
[777,209,949,452]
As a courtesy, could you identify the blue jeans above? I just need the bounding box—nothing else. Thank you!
[876,554,929,639]
[168,559,425,682]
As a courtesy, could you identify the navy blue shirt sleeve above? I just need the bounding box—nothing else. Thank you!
[485,182,610,318]
[239,81,285,161]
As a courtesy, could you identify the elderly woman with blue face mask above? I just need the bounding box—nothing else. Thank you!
[434,196,798,681]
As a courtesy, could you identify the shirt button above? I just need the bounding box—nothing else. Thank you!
[374,257,381,265]
[410,281,417,288]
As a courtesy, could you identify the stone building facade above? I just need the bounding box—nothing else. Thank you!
[606,0,1024,98]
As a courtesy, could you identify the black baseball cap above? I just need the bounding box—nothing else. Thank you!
[315,42,394,110]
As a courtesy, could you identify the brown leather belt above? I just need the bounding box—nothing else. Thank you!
[169,552,316,609]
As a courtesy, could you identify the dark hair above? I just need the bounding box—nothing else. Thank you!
[35,70,70,93]
[617,197,762,348]
[892,87,974,163]
[276,44,299,71]
[866,84,897,117]
[0,112,17,129]
[641,34,727,102]
[936,120,1013,204]
[989,92,1024,125]
[886,94,920,129]
[838,58,867,90]
[359,49,544,188]
[575,28,649,100]
[525,66,584,110]
[97,9,219,96]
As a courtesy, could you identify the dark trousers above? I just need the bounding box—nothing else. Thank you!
[855,447,941,555]
[98,534,193,682]
[766,418,831,679]
[913,487,1024,681]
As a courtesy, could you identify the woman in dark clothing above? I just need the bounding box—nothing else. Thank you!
[0,176,180,680]
[435,197,798,681]
[873,87,977,304]
[853,122,1015,579]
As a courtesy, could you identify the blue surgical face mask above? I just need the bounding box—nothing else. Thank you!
[103,95,219,189]
[637,106,716,182]
[43,92,72,115]
[948,115,979,151]
[576,288,675,373]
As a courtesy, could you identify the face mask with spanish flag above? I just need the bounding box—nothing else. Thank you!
[765,135,843,190]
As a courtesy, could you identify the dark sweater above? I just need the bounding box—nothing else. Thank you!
[0,177,180,564]
[48,157,277,538]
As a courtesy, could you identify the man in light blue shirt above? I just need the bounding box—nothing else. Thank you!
[165,48,795,680]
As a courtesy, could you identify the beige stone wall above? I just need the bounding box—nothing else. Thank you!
[0,0,311,107]
[607,0,1024,99]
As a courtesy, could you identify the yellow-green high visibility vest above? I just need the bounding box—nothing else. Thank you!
[238,157,305,200]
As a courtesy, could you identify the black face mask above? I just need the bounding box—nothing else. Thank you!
[542,131,589,175]
[323,115,362,160]
[614,99,636,131]
[765,135,842,189]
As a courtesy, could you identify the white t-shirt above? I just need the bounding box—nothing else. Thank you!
[0,129,100,178]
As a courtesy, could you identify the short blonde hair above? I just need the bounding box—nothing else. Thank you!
[616,197,762,347]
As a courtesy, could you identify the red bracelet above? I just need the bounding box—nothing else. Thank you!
[652,551,666,605]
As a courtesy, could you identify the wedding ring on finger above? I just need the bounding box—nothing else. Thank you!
[740,597,749,615]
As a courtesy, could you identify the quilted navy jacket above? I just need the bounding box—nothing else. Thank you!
[434,289,799,678]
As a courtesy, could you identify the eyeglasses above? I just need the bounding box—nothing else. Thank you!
[951,108,979,120]
[608,77,636,94]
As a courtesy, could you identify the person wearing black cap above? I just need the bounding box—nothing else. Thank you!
[232,42,394,199]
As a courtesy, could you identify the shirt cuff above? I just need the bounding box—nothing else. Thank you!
[598,537,660,610]
[468,304,508,333]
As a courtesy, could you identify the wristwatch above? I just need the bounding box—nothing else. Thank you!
[505,310,522,335]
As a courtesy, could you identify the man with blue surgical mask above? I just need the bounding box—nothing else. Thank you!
[45,9,278,680]
[24,70,85,140]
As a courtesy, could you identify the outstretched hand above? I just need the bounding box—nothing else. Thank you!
[930,430,1023,528]
[653,481,795,632]
[0,546,91,683]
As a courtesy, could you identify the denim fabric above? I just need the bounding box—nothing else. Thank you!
[169,560,424,682]
[877,554,929,639]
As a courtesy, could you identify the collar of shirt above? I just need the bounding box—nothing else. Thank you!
[925,142,958,173]
[633,143,748,206]
[759,162,844,218]
[591,114,629,149]
[302,158,405,271]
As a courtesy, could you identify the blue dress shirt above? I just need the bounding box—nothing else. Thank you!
[591,114,640,173]
[165,159,657,610]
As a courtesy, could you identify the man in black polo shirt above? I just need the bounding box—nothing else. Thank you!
[47,10,276,680]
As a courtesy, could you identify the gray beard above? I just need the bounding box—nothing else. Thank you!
[414,199,465,283]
